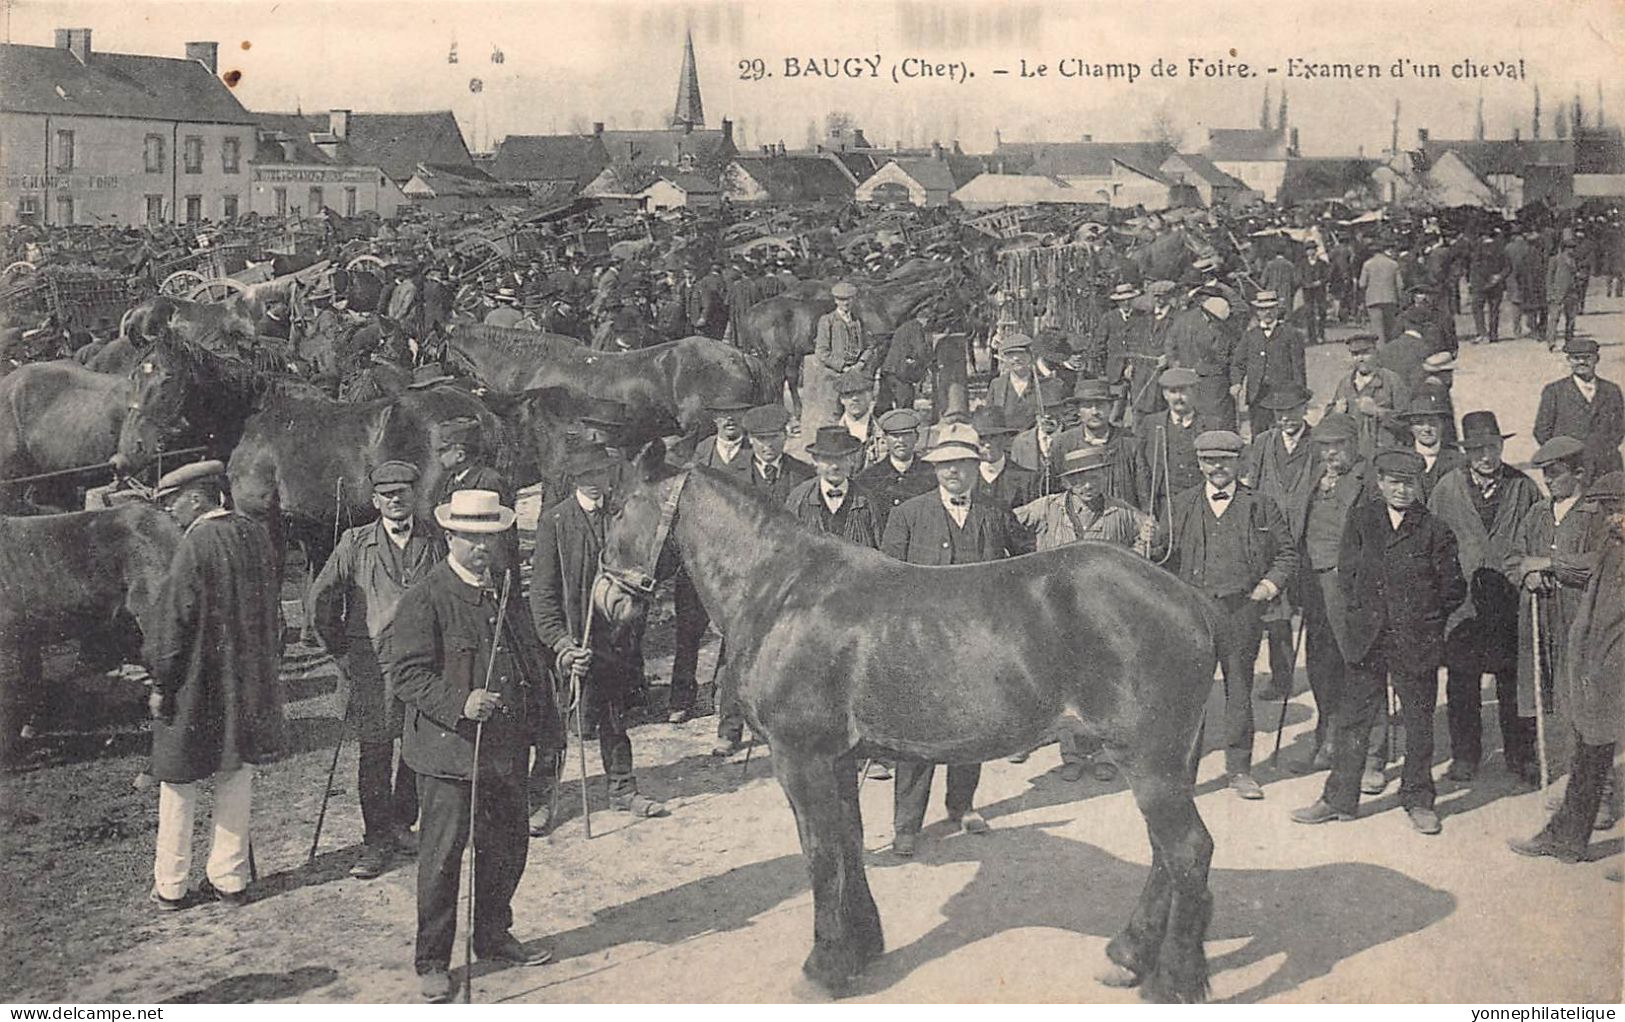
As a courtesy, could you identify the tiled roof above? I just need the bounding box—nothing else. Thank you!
[1204,128,1291,161]
[487,134,608,185]
[404,162,526,199]
[1421,138,1574,177]
[730,155,856,201]
[249,111,473,182]
[0,42,255,123]
[996,141,1175,179]
[599,129,734,168]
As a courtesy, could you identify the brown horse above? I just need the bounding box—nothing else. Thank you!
[445,324,775,437]
[0,360,132,510]
[595,451,1219,1002]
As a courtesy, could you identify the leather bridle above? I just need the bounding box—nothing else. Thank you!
[598,470,688,597]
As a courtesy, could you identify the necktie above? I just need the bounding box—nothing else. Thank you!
[761,464,778,485]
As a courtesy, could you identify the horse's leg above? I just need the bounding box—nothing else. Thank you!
[774,751,875,993]
[1101,842,1172,988]
[833,751,884,964]
[1132,772,1214,1004]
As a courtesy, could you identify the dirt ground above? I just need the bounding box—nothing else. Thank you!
[2,295,1621,1004]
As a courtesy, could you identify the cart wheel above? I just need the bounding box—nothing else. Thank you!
[3,261,37,284]
[187,277,250,302]
[346,254,385,274]
[160,270,206,297]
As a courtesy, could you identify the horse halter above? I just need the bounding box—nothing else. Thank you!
[599,470,688,597]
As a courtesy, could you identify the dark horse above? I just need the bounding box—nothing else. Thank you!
[593,450,1219,1002]
[0,360,132,509]
[445,324,776,438]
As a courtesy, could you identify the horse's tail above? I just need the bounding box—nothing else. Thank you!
[741,350,778,406]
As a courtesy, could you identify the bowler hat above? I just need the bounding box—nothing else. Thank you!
[1400,388,1453,419]
[1563,337,1600,356]
[1193,430,1244,458]
[563,444,617,478]
[1256,385,1313,411]
[436,417,483,451]
[1373,449,1426,478]
[877,408,922,434]
[920,422,983,463]
[805,426,863,459]
[1159,367,1199,389]
[707,396,753,415]
[740,404,791,436]
[433,489,516,534]
[1060,446,1110,476]
[369,460,420,492]
[1311,413,1359,444]
[1530,436,1587,467]
[155,459,226,500]
[1458,410,1513,449]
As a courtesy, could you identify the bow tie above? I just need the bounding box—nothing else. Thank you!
[824,488,845,500]
[1210,491,1231,503]
[388,524,412,537]
[948,496,970,509]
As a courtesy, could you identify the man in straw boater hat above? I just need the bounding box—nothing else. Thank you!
[529,445,670,818]
[1426,410,1542,786]
[1292,449,1466,836]
[309,460,444,881]
[145,461,286,913]
[880,422,1027,855]
[1534,336,1625,482]
[1166,430,1297,801]
[1087,281,1147,386]
[390,488,551,1000]
[1234,289,1307,440]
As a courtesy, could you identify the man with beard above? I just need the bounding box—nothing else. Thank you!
[1135,367,1228,519]
[1428,411,1543,785]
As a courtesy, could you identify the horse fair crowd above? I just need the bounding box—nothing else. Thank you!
[3,207,1624,1002]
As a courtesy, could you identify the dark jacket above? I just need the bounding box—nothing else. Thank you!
[693,436,756,483]
[144,511,286,784]
[1167,483,1299,596]
[1428,462,1542,668]
[785,478,882,549]
[1338,500,1466,668]
[883,319,933,384]
[857,457,938,534]
[308,518,443,742]
[1533,375,1625,480]
[1091,308,1151,382]
[976,461,1040,510]
[1235,322,1307,403]
[880,490,1027,565]
[388,559,542,781]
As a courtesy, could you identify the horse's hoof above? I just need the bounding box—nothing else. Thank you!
[1097,962,1141,989]
[801,950,861,998]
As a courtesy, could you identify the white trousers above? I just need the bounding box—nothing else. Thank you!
[153,766,253,899]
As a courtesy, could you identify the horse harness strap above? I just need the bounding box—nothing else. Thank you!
[607,470,689,595]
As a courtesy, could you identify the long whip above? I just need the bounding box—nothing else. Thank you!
[306,476,352,865]
[463,571,513,1005]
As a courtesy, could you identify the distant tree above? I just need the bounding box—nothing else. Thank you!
[1533,84,1542,140]
[567,114,590,134]
[1144,103,1185,148]
[1572,93,1584,136]
[1555,101,1570,139]
[1260,83,1271,129]
[1277,88,1289,131]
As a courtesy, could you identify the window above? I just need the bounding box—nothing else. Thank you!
[344,187,357,216]
[145,195,164,224]
[184,195,202,223]
[221,194,238,220]
[144,134,166,173]
[221,137,240,174]
[183,136,203,174]
[16,196,40,224]
[55,130,74,171]
[273,187,287,215]
[55,194,74,225]
[308,186,324,212]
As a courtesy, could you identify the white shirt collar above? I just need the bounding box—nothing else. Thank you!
[447,552,490,590]
[1387,506,1407,530]
[384,516,414,548]
[575,490,603,513]
[1553,494,1580,525]
[979,457,1006,483]
[888,455,914,474]
[841,413,872,440]
[1205,482,1236,516]
[1574,375,1597,400]
[1009,373,1031,396]
[1171,411,1195,429]
[714,435,745,463]
[940,486,971,523]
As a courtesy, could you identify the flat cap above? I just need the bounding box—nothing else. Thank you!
[436,417,483,450]
[1148,279,1177,297]
[830,281,858,299]
[1070,377,1114,404]
[1159,366,1199,389]
[998,333,1034,353]
[1345,333,1378,353]
[1194,430,1244,457]
[877,408,922,433]
[370,460,420,491]
[155,459,226,499]
[834,370,872,395]
[1311,412,1359,443]
[1530,436,1587,467]
[740,404,790,436]
[1373,448,1427,478]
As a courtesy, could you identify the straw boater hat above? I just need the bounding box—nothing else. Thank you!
[1109,283,1142,302]
[154,459,226,501]
[920,422,983,463]
[1060,446,1111,477]
[433,489,515,533]
[1251,290,1281,310]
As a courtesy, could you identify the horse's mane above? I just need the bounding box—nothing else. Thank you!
[682,463,870,564]
[451,324,585,357]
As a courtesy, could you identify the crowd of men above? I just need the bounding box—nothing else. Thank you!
[7,204,1623,1001]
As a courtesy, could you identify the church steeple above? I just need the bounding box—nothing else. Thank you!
[671,29,705,130]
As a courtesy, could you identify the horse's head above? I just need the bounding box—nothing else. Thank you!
[593,439,684,634]
[111,340,187,475]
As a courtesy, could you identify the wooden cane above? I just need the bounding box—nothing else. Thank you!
[573,578,596,840]
[307,691,348,866]
[1269,615,1310,768]
[1530,591,1551,795]
[463,573,513,1005]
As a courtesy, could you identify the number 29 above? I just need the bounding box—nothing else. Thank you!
[738,58,768,80]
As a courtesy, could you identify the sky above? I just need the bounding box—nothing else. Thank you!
[9,0,1625,157]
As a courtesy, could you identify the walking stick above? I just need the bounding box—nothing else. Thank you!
[307,684,349,866]
[571,573,596,840]
[1530,591,1551,795]
[464,573,514,1005]
[1269,614,1309,768]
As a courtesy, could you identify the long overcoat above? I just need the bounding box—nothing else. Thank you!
[1337,500,1466,668]
[1427,463,1542,671]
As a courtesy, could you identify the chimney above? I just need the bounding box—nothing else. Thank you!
[721,118,733,143]
[1513,127,1522,141]
[1417,127,1430,145]
[952,140,963,155]
[1289,127,1300,155]
[592,122,604,136]
[777,142,786,156]
[328,109,351,140]
[930,141,944,160]
[185,41,219,75]
[1080,134,1092,142]
[56,28,92,64]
